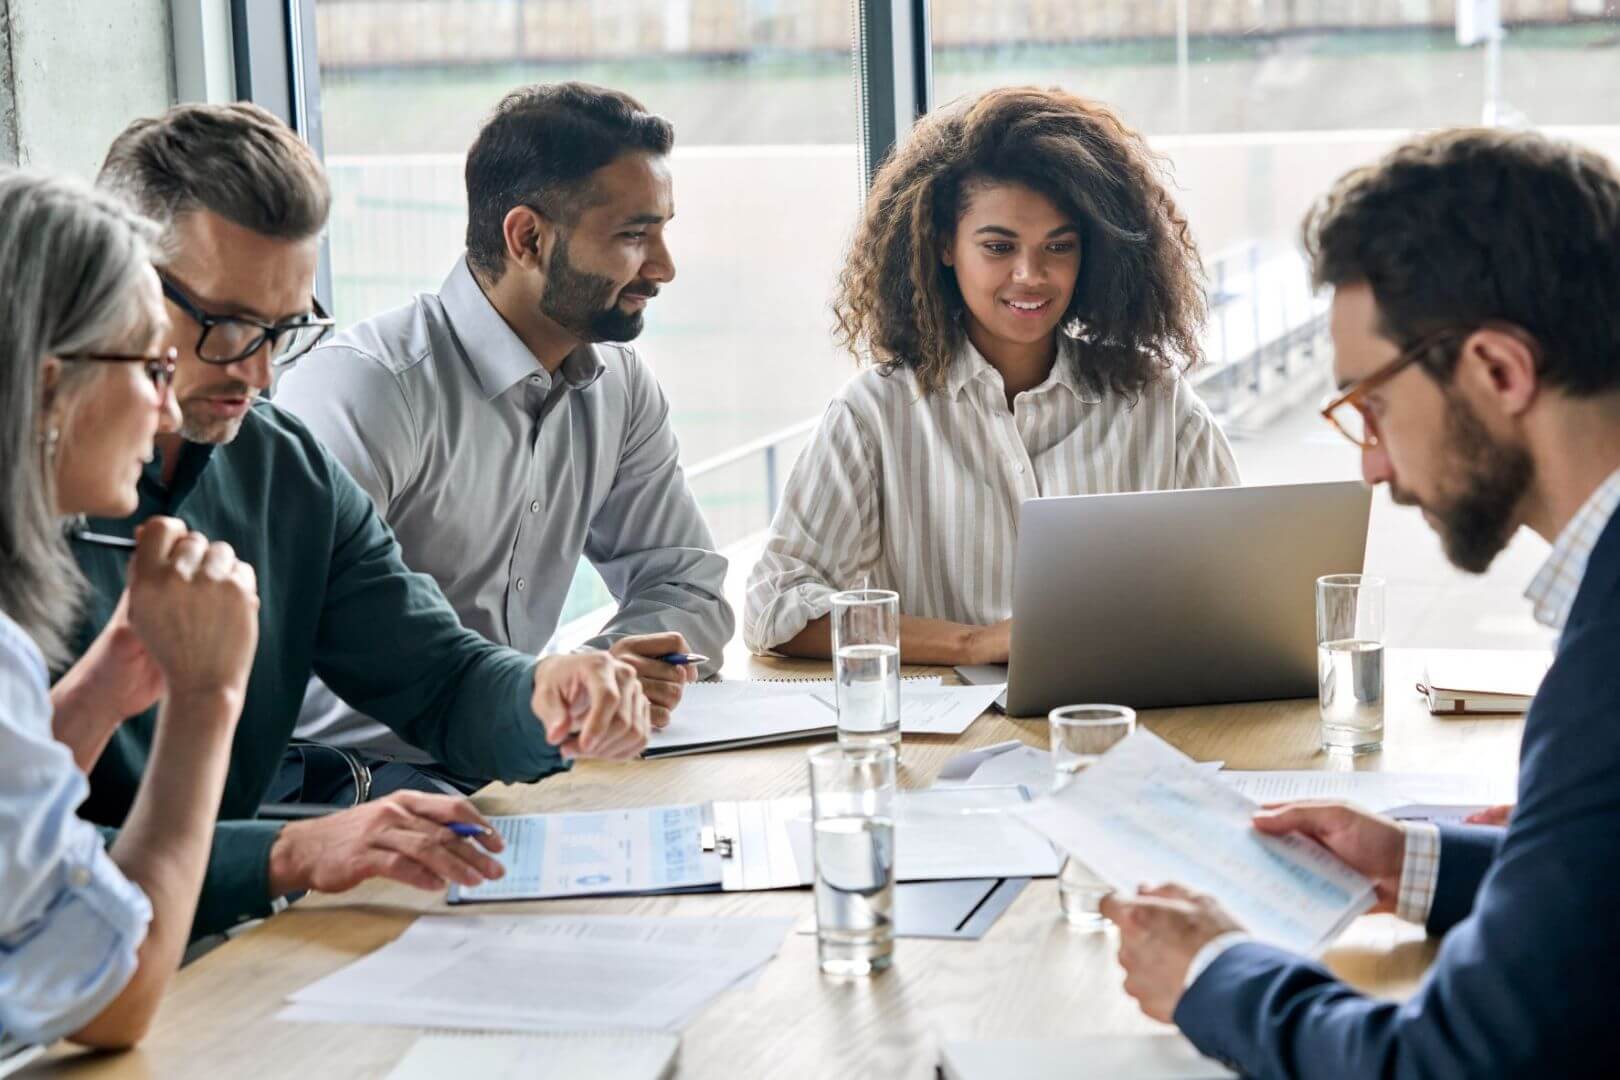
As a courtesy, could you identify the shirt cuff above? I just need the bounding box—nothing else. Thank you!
[1394,821,1442,924]
[1184,930,1251,990]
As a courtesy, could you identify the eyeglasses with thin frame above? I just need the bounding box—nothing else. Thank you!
[57,346,179,398]
[1318,321,1537,450]
[160,274,334,366]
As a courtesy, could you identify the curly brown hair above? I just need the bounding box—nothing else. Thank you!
[833,87,1206,397]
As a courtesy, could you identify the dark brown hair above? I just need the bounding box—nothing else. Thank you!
[834,86,1206,397]
[1304,127,1620,395]
[465,82,674,282]
[98,102,330,243]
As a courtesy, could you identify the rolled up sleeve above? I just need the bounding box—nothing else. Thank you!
[0,619,151,1046]
[744,400,882,654]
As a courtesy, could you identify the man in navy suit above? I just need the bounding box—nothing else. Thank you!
[1099,128,1620,1077]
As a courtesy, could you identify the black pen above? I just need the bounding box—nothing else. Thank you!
[70,529,137,551]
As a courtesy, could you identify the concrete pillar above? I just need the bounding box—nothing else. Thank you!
[0,0,174,178]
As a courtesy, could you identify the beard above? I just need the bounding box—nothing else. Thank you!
[1391,392,1533,574]
[539,233,655,343]
[178,382,258,445]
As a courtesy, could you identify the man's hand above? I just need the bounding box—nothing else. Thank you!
[532,652,650,760]
[1464,804,1513,826]
[1252,800,1407,913]
[267,791,505,896]
[1100,884,1244,1023]
[609,632,699,730]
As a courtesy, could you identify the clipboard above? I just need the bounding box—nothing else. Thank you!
[448,786,1059,903]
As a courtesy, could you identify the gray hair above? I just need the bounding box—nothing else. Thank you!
[0,170,163,665]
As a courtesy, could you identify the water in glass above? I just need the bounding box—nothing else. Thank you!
[1319,637,1385,753]
[835,643,901,748]
[813,814,895,975]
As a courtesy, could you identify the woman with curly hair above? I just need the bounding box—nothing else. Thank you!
[744,87,1239,665]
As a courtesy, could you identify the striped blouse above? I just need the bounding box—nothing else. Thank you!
[743,338,1241,652]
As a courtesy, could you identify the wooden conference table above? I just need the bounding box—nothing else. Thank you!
[31,648,1524,1080]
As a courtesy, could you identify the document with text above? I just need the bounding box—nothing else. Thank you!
[1013,731,1375,955]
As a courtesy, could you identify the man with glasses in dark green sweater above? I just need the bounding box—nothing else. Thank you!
[47,102,651,940]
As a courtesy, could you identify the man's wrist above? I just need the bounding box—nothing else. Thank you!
[266,822,310,897]
[1184,930,1251,990]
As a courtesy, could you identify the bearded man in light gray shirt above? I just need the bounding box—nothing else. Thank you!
[274,83,732,796]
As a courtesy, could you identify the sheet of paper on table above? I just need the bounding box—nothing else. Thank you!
[1218,770,1516,813]
[941,1035,1235,1080]
[1013,731,1376,955]
[386,1032,680,1080]
[935,742,1222,793]
[782,785,1063,883]
[280,915,792,1034]
[808,683,1006,735]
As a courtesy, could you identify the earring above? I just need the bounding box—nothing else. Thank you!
[41,424,59,463]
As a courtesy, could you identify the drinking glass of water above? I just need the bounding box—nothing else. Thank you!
[1049,704,1136,929]
[808,743,897,976]
[1316,574,1386,755]
[831,589,901,749]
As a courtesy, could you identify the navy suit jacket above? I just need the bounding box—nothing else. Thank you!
[1175,509,1620,1079]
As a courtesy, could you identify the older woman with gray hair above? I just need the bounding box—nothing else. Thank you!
[0,171,260,1051]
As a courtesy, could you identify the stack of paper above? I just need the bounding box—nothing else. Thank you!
[279,915,792,1033]
[1013,731,1376,955]
[1218,770,1516,815]
[1419,649,1551,714]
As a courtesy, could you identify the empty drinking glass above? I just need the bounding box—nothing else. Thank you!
[808,743,897,976]
[1316,574,1385,755]
[1049,704,1136,928]
[831,589,901,749]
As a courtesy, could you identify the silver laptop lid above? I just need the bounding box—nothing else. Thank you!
[1005,481,1372,717]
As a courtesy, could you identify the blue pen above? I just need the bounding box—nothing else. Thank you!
[657,652,709,666]
[446,822,490,839]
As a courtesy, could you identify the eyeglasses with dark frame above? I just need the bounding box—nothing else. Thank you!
[57,346,179,398]
[160,274,334,366]
[1319,321,1537,450]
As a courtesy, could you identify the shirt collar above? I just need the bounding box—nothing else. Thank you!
[944,334,1102,404]
[1524,466,1620,630]
[438,256,606,400]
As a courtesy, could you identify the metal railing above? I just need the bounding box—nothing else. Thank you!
[685,415,822,524]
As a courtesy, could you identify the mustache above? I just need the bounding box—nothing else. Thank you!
[184,382,258,400]
[1388,482,1421,509]
[619,283,660,300]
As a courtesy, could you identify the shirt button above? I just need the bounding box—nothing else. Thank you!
[529,500,540,514]
[528,375,543,385]
[69,866,92,888]
[516,578,527,591]
[1015,463,1027,475]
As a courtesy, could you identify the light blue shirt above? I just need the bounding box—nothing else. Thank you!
[277,256,733,762]
[0,610,151,1048]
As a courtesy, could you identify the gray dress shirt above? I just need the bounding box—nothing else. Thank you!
[275,257,733,762]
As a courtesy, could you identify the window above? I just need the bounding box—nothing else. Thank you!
[928,2,1619,647]
[308,0,867,625]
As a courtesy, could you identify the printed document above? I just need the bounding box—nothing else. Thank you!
[449,804,721,902]
[281,915,792,1033]
[646,677,944,756]
[1219,770,1514,813]
[1014,731,1375,955]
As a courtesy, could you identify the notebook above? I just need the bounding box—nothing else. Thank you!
[1419,649,1551,714]
[386,1031,678,1079]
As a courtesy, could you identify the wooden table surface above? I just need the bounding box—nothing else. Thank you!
[29,648,1524,1080]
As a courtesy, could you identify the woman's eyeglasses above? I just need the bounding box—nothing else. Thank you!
[58,346,179,397]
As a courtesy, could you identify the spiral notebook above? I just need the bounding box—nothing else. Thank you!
[386,1031,678,1079]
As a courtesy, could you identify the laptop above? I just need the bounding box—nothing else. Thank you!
[960,481,1372,717]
